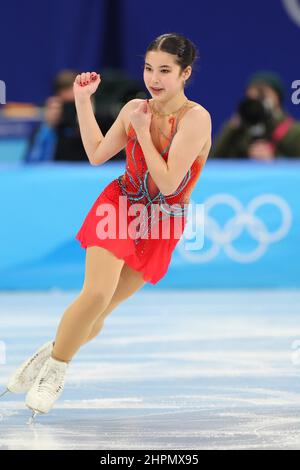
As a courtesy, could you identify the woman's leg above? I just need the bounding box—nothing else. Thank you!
[51,246,124,362]
[82,262,146,344]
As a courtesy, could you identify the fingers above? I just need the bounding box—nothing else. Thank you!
[74,72,101,87]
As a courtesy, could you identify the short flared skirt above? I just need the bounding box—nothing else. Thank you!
[75,179,187,284]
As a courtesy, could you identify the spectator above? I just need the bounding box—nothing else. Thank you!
[210,71,300,161]
[24,70,94,163]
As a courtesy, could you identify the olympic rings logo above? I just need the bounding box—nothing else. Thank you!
[178,193,292,263]
[282,0,300,27]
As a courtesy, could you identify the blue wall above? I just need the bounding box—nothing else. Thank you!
[1,0,300,135]
[0,161,299,290]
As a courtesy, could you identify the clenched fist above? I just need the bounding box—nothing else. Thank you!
[73,71,101,101]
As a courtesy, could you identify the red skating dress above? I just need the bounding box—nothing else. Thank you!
[76,99,206,284]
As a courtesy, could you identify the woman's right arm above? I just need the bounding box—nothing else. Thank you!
[74,71,129,166]
[74,72,103,164]
[74,97,104,164]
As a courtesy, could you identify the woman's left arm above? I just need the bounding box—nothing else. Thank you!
[135,108,212,196]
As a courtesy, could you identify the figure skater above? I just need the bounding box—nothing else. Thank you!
[1,33,212,420]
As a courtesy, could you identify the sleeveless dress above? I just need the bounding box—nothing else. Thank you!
[76,99,206,284]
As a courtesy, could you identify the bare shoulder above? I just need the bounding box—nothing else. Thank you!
[177,101,211,136]
[122,98,144,111]
[183,101,212,127]
[178,101,212,158]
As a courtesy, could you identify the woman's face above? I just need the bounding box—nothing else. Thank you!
[143,50,190,101]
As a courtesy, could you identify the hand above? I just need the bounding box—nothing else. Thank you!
[73,71,101,101]
[129,100,152,134]
[247,139,275,162]
[44,96,63,127]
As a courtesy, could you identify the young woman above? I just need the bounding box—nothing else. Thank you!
[1,33,212,420]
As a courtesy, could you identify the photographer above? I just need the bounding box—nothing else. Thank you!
[24,70,92,163]
[210,71,300,160]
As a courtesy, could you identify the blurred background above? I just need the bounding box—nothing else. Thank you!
[0,0,299,290]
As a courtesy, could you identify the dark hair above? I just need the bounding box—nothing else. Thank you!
[53,69,79,94]
[144,33,199,86]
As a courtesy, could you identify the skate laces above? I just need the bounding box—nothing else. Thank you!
[36,360,66,396]
[10,344,50,386]
[21,342,52,374]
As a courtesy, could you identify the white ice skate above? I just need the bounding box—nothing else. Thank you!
[0,341,54,398]
[25,355,68,419]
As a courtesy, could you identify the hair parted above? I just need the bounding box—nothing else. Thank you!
[144,33,199,86]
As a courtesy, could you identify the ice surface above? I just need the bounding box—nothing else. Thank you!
[1,289,300,450]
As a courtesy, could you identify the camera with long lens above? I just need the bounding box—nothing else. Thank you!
[236,94,276,142]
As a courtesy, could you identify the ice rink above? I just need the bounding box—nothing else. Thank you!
[1,289,300,450]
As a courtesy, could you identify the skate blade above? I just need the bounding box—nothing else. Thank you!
[26,406,45,424]
[0,388,11,398]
